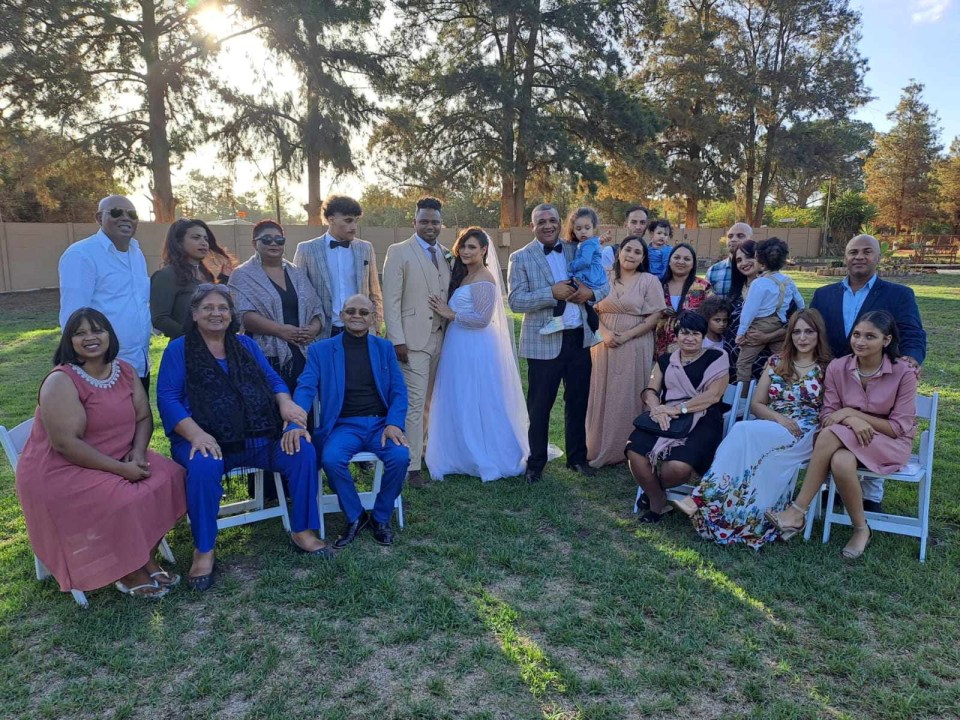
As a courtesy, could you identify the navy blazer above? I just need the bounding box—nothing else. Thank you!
[293,332,408,445]
[810,277,926,364]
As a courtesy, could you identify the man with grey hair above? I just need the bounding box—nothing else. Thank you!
[58,195,153,389]
[705,222,753,296]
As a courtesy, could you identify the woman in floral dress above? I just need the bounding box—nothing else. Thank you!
[672,310,832,548]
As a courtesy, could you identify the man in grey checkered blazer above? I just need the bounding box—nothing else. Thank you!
[508,204,609,484]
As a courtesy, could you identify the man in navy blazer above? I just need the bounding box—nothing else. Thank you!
[811,233,927,511]
[285,294,410,547]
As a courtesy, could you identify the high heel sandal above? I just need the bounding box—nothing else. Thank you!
[841,525,872,560]
[764,502,808,541]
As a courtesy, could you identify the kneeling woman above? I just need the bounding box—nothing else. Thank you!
[628,311,729,523]
[766,311,917,559]
[16,309,186,599]
[158,285,329,591]
[673,309,832,548]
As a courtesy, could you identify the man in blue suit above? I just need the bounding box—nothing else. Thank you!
[284,294,410,547]
[811,233,927,511]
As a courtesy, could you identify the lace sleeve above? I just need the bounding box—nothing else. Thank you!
[455,282,497,328]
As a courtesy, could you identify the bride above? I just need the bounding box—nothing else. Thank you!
[425,227,529,481]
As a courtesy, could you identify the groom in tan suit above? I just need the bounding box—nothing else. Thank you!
[382,197,452,487]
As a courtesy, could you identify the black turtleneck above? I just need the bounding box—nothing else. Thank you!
[340,331,388,418]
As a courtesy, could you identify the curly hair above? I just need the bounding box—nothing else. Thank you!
[756,237,790,273]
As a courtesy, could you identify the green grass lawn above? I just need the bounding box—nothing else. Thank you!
[1,275,958,720]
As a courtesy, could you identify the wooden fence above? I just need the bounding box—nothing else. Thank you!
[0,222,822,293]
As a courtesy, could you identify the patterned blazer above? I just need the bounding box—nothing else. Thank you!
[292,233,383,339]
[507,239,609,360]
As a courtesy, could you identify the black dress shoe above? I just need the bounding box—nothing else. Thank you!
[524,468,542,484]
[372,521,394,546]
[407,470,430,488]
[334,511,370,549]
[862,499,884,514]
[569,463,597,478]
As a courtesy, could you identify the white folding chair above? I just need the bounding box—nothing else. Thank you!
[215,467,291,533]
[821,393,939,562]
[1,418,175,608]
[312,403,405,539]
[634,381,743,512]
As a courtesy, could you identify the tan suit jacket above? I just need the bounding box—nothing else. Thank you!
[382,235,453,351]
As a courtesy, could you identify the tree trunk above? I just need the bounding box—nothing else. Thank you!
[743,114,758,225]
[685,196,699,228]
[499,177,516,228]
[303,89,323,226]
[141,1,176,222]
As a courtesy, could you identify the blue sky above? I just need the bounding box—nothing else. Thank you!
[855,0,959,147]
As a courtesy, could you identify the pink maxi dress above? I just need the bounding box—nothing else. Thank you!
[820,355,917,474]
[15,362,186,592]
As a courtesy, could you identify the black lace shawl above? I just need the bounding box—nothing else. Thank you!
[184,328,283,453]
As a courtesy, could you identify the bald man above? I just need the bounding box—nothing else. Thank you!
[811,233,927,512]
[58,195,153,389]
[705,222,753,296]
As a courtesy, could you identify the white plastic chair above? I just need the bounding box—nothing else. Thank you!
[634,381,743,512]
[1,418,176,608]
[312,403,405,539]
[821,393,939,562]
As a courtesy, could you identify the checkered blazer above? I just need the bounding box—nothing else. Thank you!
[507,240,609,360]
[292,233,383,338]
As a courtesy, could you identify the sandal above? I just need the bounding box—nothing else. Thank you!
[150,570,181,588]
[841,525,872,560]
[115,580,169,600]
[764,502,808,541]
[638,506,674,524]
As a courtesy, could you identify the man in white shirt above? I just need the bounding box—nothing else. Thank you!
[293,195,383,339]
[58,195,153,389]
[381,197,452,487]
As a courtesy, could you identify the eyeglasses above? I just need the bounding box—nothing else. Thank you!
[256,234,286,246]
[727,232,747,239]
[106,208,138,220]
[342,308,372,317]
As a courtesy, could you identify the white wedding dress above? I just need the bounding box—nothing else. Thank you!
[426,280,529,482]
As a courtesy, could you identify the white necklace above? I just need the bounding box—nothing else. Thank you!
[70,361,121,389]
[855,361,882,379]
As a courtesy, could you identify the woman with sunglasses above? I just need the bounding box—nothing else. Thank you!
[157,285,330,591]
[151,219,236,339]
[228,221,324,392]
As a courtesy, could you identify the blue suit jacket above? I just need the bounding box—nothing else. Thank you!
[810,277,926,364]
[293,332,408,445]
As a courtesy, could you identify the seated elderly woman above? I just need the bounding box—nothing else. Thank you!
[16,309,186,600]
[228,220,324,393]
[629,311,730,523]
[672,309,832,548]
[157,285,329,592]
[766,311,917,559]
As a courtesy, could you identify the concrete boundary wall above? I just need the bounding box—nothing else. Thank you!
[0,223,821,293]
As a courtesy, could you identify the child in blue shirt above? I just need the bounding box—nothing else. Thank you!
[646,219,673,278]
[540,207,605,336]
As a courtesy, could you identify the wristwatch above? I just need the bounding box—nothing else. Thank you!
[680,402,689,415]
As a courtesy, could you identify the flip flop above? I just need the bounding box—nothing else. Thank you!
[115,580,169,600]
[150,570,181,588]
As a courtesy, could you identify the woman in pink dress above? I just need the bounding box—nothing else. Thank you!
[766,311,917,559]
[15,309,186,599]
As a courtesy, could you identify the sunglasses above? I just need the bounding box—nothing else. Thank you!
[342,308,372,317]
[256,234,286,246]
[106,208,138,220]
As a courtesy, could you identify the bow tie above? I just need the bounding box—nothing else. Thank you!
[543,243,563,255]
[329,239,351,250]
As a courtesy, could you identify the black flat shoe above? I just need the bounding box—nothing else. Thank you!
[569,463,597,478]
[289,536,334,558]
[372,521,394,546]
[637,507,674,524]
[187,566,215,592]
[334,511,370,549]
[524,469,542,484]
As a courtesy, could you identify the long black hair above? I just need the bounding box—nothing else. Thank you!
[854,310,901,363]
[729,239,757,301]
[449,227,489,295]
[613,235,650,280]
[162,219,234,286]
[662,242,699,310]
[54,308,120,366]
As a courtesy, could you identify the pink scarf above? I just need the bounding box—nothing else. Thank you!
[649,349,730,464]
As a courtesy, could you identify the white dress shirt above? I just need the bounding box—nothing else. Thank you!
[325,233,358,328]
[58,230,152,376]
[539,241,582,329]
[415,234,441,263]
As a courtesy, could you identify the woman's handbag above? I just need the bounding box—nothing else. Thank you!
[633,405,694,439]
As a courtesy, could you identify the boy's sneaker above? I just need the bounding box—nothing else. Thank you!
[539,317,565,335]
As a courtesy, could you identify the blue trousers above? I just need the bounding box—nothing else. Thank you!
[172,438,320,553]
[321,417,409,524]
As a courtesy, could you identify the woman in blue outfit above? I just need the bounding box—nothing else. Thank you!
[158,284,330,592]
